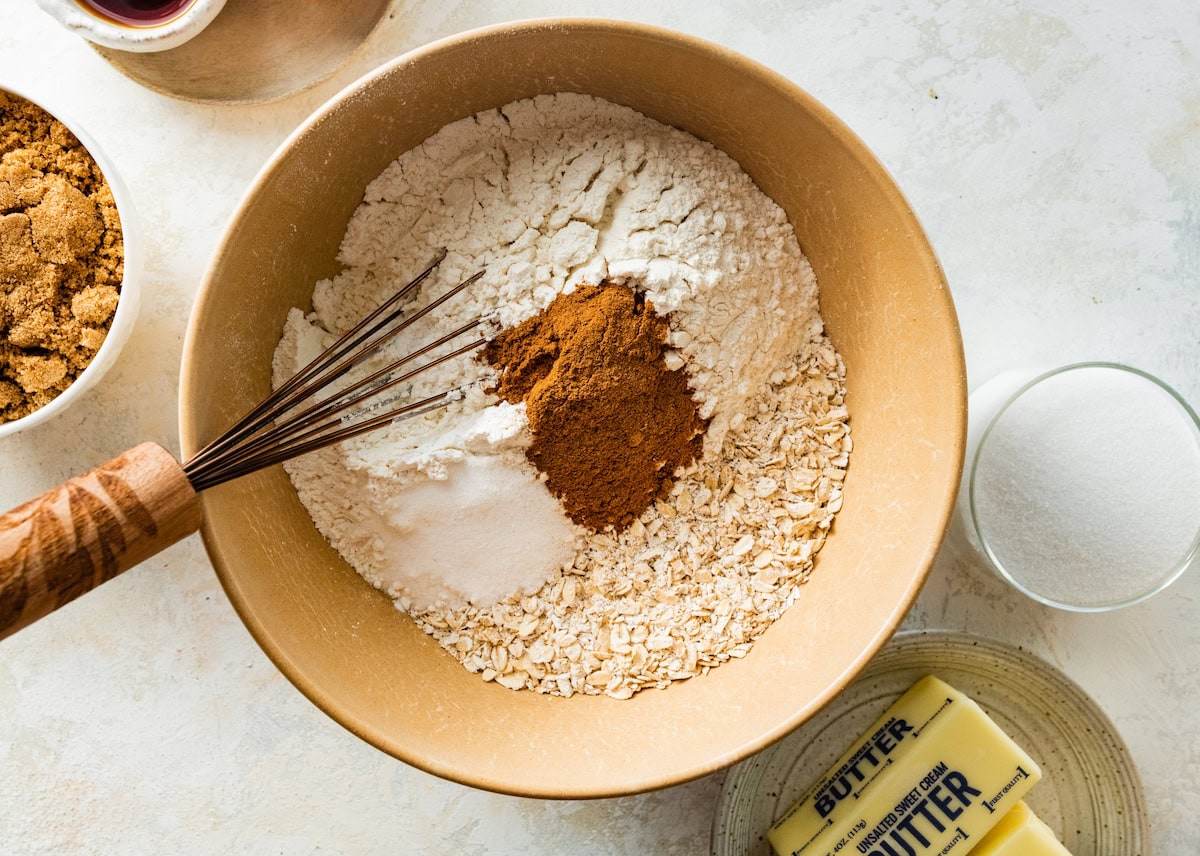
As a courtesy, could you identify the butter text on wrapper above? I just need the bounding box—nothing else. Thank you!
[767,676,1042,856]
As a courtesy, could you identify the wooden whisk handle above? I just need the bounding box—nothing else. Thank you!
[0,442,202,642]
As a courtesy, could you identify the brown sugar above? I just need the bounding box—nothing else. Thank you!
[484,282,707,531]
[0,92,123,423]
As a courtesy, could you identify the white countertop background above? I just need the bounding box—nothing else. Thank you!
[2,1,1198,852]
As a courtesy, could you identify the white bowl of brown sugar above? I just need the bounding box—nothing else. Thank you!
[0,84,141,438]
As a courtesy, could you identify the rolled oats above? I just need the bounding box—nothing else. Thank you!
[411,337,849,698]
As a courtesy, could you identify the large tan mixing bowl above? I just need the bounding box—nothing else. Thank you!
[179,19,965,798]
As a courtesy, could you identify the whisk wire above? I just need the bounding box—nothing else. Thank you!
[183,253,488,492]
[188,390,462,492]
[191,330,486,487]
[271,317,485,440]
[239,267,484,453]
[185,250,447,471]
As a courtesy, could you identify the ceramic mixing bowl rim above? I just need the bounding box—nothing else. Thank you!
[179,17,965,797]
[0,80,142,439]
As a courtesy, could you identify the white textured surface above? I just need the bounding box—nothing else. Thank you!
[1,1,1197,853]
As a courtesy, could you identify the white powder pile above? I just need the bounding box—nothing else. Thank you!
[972,365,1200,607]
[274,93,850,696]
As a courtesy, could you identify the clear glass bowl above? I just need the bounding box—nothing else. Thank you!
[959,362,1200,611]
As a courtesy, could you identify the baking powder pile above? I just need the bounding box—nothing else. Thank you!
[274,93,850,698]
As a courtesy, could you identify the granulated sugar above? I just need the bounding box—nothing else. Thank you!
[274,92,850,697]
[971,364,1200,608]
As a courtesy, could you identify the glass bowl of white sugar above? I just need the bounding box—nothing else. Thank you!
[960,362,1200,611]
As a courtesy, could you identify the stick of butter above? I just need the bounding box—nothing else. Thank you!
[768,675,1041,856]
[968,801,1073,855]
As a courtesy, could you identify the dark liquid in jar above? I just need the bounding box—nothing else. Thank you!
[79,0,196,26]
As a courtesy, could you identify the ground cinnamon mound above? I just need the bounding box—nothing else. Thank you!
[0,92,123,423]
[484,281,707,531]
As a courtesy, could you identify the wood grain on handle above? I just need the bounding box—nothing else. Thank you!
[0,442,202,641]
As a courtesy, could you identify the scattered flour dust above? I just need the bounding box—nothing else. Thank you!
[273,93,850,699]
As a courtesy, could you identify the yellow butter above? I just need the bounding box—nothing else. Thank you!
[768,675,1041,856]
[968,801,1072,855]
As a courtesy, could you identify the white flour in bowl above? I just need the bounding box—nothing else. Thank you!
[274,92,849,698]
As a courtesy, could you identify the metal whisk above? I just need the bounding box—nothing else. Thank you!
[186,251,488,491]
[0,252,486,640]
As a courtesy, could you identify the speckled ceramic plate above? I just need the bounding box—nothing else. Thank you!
[712,630,1151,855]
